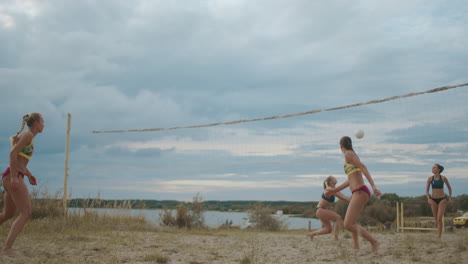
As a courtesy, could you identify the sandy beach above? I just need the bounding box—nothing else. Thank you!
[1,222,467,264]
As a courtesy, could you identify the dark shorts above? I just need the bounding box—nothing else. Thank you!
[431,197,447,205]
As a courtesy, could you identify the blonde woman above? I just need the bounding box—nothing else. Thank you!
[426,163,452,238]
[0,113,44,255]
[325,136,381,255]
[308,176,350,241]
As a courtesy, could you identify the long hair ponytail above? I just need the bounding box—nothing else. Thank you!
[10,114,29,147]
[10,113,41,147]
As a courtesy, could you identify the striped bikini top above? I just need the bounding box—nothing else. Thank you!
[344,162,360,175]
[18,140,34,160]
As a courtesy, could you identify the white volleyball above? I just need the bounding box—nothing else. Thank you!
[355,129,364,139]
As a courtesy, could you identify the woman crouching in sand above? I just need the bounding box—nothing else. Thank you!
[308,175,350,241]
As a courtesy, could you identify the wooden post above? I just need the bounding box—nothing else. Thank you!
[401,202,404,233]
[308,220,311,232]
[63,113,71,217]
[396,202,400,232]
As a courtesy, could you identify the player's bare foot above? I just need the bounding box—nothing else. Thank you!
[0,248,17,255]
[307,232,317,240]
[371,240,379,255]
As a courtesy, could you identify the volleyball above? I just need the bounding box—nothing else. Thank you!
[355,129,364,139]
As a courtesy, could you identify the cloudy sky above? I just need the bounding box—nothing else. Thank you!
[1,0,467,201]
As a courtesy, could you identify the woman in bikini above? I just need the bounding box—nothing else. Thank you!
[426,164,452,238]
[308,175,350,241]
[0,113,44,255]
[325,136,381,255]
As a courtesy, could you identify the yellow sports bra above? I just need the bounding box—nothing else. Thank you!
[18,140,34,160]
[344,162,360,175]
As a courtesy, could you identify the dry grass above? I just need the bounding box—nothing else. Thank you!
[143,253,170,263]
[6,186,468,263]
[239,237,262,264]
[0,189,467,264]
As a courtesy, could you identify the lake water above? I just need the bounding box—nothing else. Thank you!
[69,208,322,230]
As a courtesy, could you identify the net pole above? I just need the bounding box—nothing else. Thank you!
[396,202,400,232]
[63,113,71,217]
[401,202,405,233]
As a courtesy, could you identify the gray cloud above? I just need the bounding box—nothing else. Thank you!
[0,0,467,200]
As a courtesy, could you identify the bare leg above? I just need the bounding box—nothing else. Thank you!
[308,209,341,240]
[430,201,439,228]
[0,190,16,225]
[436,200,447,239]
[0,176,32,255]
[308,220,332,240]
[333,216,342,241]
[344,191,379,255]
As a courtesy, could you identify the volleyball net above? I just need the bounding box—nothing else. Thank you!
[82,83,468,200]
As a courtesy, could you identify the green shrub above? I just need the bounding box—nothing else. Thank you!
[359,198,395,225]
[248,204,286,231]
[159,193,205,229]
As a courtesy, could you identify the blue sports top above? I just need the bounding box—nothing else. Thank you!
[321,193,336,203]
[431,176,444,189]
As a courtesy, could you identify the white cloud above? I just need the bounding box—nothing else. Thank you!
[257,171,282,175]
[0,12,14,28]
[108,178,321,194]
[1,0,467,200]
[295,174,346,181]
[116,139,298,157]
[0,0,42,19]
[204,173,240,178]
[443,166,468,180]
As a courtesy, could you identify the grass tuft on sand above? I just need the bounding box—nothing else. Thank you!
[1,216,468,264]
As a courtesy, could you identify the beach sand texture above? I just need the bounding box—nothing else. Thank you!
[1,225,467,264]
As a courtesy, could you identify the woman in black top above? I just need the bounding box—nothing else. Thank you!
[425,164,452,238]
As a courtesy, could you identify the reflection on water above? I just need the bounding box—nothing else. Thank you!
[68,208,322,230]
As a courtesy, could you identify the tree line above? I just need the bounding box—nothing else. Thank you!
[67,193,468,225]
